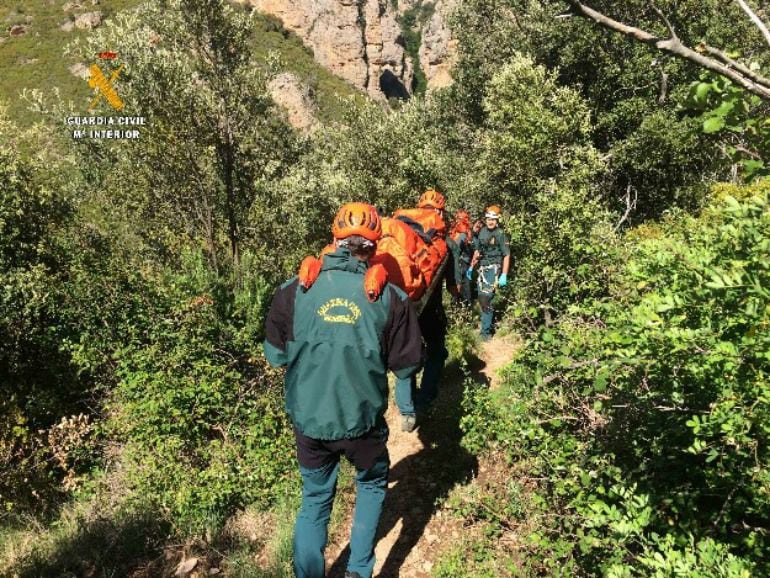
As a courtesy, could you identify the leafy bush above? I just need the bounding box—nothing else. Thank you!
[608,109,716,223]
[450,0,749,218]
[0,111,86,512]
[479,55,604,206]
[108,253,293,536]
[460,181,770,574]
[505,185,618,324]
[445,305,480,366]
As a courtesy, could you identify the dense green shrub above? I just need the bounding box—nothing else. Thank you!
[478,55,604,206]
[107,251,293,536]
[461,181,770,574]
[506,185,618,321]
[0,112,85,512]
[608,110,717,222]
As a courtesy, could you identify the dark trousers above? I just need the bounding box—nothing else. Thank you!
[293,426,389,578]
[459,275,474,306]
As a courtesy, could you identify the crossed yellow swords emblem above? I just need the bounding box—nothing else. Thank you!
[88,62,125,111]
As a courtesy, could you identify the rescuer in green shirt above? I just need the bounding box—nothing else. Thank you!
[466,205,510,340]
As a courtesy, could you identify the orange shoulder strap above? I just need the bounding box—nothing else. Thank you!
[364,263,388,302]
[298,256,322,291]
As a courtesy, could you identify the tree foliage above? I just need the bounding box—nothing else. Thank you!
[71,0,300,269]
[450,0,757,220]
[461,182,770,574]
[109,264,292,535]
[0,110,163,513]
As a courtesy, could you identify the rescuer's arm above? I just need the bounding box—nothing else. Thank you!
[501,231,511,275]
[451,235,464,289]
[469,249,481,270]
[498,231,511,286]
[444,239,460,297]
[384,288,423,379]
[263,279,298,367]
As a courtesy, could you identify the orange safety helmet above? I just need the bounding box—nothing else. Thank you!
[450,209,471,240]
[332,202,382,242]
[454,209,470,223]
[484,205,502,219]
[417,189,446,210]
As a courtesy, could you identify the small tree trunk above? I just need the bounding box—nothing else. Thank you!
[204,197,219,273]
[219,135,240,270]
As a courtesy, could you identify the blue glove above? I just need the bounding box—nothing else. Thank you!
[466,267,473,280]
[498,273,508,287]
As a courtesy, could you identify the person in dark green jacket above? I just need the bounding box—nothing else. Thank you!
[466,204,510,340]
[264,202,423,578]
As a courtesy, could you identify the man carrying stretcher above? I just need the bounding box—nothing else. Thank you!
[390,189,457,427]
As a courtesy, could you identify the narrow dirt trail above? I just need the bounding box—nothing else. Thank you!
[325,333,520,577]
[480,334,522,390]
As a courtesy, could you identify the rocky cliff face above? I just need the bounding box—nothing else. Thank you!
[418,0,457,91]
[267,72,317,132]
[247,0,413,100]
[395,0,420,15]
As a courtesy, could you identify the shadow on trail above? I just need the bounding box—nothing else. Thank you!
[328,353,488,577]
[11,509,171,578]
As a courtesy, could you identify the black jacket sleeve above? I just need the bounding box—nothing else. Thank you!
[383,287,423,378]
[263,279,298,367]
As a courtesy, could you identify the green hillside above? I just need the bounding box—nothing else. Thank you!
[0,0,142,123]
[0,1,361,126]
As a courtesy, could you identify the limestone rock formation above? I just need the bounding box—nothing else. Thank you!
[395,0,420,16]
[74,11,102,30]
[68,62,89,79]
[244,0,412,100]
[418,0,457,91]
[267,72,318,132]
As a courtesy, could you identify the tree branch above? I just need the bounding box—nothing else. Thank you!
[651,5,678,40]
[614,183,637,231]
[541,358,601,385]
[699,43,770,89]
[564,0,770,100]
[736,0,770,49]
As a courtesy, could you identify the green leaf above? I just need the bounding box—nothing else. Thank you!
[694,82,712,103]
[593,370,609,393]
[741,159,765,178]
[703,116,725,133]
[713,100,736,117]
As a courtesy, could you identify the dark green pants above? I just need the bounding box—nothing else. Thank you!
[293,427,389,578]
[477,264,500,337]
